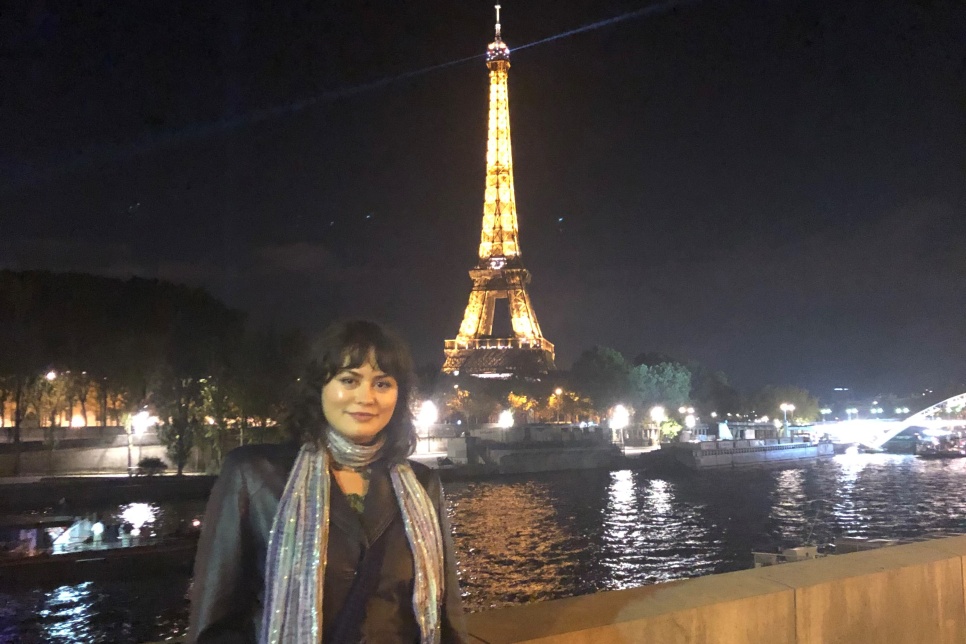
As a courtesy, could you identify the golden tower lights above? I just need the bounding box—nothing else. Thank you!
[443,5,555,377]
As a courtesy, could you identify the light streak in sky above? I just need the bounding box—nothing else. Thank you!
[5,0,704,190]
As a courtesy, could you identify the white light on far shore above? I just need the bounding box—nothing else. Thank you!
[416,400,439,428]
[611,405,630,430]
[131,411,157,436]
[498,409,514,428]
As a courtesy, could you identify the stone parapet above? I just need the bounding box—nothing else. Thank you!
[466,535,966,643]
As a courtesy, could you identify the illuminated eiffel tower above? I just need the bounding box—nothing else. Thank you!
[443,6,555,377]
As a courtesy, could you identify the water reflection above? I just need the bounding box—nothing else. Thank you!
[40,582,94,643]
[9,455,966,639]
[448,476,590,609]
[601,472,721,589]
[118,502,157,537]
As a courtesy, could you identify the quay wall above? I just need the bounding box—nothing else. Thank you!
[0,442,184,477]
[466,535,966,643]
[0,474,217,511]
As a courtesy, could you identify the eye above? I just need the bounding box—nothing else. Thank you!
[338,376,357,386]
[375,380,396,390]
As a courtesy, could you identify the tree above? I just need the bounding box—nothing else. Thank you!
[748,385,820,423]
[629,362,691,410]
[660,419,684,441]
[688,365,740,415]
[155,376,202,475]
[570,346,633,413]
[507,391,539,423]
[199,375,238,471]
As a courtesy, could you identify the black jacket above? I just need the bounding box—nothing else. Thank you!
[187,443,467,643]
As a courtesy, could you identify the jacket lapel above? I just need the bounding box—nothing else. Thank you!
[361,464,400,547]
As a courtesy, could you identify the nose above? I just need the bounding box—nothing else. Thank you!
[356,383,377,405]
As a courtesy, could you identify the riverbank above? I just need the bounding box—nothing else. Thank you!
[0,474,216,512]
[0,447,661,511]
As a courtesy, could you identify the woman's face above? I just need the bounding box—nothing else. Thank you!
[322,355,399,444]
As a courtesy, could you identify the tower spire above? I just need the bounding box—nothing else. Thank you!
[443,8,556,377]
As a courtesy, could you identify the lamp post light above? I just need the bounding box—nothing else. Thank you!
[127,410,156,475]
[554,388,563,422]
[415,401,438,454]
[846,407,858,420]
[611,404,630,452]
[779,403,795,427]
[820,408,832,422]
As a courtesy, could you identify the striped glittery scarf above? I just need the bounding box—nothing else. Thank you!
[259,429,444,644]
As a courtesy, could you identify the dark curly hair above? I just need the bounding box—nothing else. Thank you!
[294,320,417,461]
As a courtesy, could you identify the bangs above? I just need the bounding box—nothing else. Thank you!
[335,340,409,382]
[317,320,413,386]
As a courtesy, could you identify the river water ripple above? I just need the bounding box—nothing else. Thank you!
[4,454,966,642]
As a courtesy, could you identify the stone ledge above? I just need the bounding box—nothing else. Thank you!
[467,535,966,643]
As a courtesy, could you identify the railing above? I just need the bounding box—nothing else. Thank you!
[444,337,554,352]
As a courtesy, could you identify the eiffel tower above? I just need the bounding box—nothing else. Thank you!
[443,6,555,377]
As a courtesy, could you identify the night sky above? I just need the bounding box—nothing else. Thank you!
[3,0,965,398]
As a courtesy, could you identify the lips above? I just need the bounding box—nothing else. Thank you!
[348,412,376,422]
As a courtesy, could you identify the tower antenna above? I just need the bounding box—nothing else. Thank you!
[495,4,502,39]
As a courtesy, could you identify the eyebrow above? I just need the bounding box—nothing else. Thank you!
[341,369,394,380]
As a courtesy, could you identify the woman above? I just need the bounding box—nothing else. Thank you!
[188,320,466,643]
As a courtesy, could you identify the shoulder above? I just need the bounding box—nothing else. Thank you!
[406,459,442,495]
[406,459,435,480]
[220,442,301,479]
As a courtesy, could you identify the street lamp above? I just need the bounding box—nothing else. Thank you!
[650,406,666,423]
[497,409,514,429]
[846,407,858,420]
[416,400,438,429]
[415,401,438,454]
[611,405,630,452]
[127,410,156,475]
[779,403,795,427]
[820,408,832,421]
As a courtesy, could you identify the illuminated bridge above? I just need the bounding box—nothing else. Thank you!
[817,393,966,449]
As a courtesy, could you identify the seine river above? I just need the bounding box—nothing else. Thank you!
[4,454,966,643]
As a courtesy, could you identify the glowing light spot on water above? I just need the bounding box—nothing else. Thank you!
[119,502,158,533]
